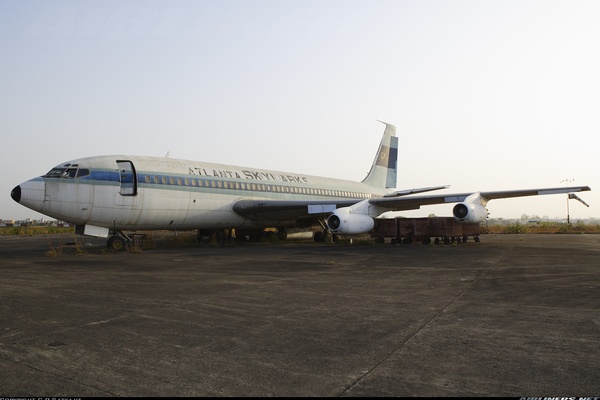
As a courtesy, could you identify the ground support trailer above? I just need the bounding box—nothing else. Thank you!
[371,217,481,245]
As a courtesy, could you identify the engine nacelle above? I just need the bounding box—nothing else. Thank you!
[453,202,488,223]
[326,208,375,235]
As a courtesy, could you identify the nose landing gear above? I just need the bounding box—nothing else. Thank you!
[107,231,146,251]
[107,234,128,250]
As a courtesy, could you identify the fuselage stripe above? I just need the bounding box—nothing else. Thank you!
[43,169,377,199]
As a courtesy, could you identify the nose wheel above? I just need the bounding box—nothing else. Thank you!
[106,231,134,251]
[107,235,127,250]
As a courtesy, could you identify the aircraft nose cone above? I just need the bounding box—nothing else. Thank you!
[13,179,45,212]
[11,185,21,203]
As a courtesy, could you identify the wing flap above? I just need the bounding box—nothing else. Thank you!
[232,199,359,221]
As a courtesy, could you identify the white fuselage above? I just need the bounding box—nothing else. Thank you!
[17,155,388,232]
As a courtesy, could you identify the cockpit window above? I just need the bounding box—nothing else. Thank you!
[44,165,89,179]
[65,168,78,178]
[44,168,68,177]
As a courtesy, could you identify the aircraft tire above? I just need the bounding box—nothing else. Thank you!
[265,231,276,241]
[107,235,127,251]
[277,228,288,240]
[313,231,325,243]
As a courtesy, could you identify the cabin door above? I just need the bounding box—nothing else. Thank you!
[114,160,142,224]
[117,160,137,196]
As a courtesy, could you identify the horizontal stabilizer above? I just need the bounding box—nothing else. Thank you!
[383,185,450,198]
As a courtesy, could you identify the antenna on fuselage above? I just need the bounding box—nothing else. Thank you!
[164,151,171,158]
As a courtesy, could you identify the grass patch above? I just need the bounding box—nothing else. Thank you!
[0,226,75,236]
[46,241,63,257]
[485,222,600,234]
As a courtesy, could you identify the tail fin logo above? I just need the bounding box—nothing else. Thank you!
[376,146,390,167]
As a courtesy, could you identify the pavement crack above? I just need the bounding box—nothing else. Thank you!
[340,244,516,396]
[0,353,116,396]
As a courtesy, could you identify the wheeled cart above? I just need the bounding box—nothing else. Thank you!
[371,217,481,245]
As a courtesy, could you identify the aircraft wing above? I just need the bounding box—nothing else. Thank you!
[370,185,592,211]
[232,186,591,221]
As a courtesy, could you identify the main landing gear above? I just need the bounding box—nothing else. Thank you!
[313,230,339,243]
[313,217,339,243]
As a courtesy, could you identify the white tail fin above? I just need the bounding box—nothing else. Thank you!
[361,121,398,189]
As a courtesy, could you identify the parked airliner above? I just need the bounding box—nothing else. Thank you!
[11,122,591,249]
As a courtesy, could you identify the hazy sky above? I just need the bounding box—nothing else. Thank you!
[1,0,598,221]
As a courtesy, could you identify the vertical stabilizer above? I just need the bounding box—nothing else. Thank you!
[361,121,398,189]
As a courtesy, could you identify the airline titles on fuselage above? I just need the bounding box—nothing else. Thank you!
[188,167,309,184]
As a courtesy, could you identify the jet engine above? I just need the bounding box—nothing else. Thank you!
[326,207,375,235]
[453,202,488,223]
